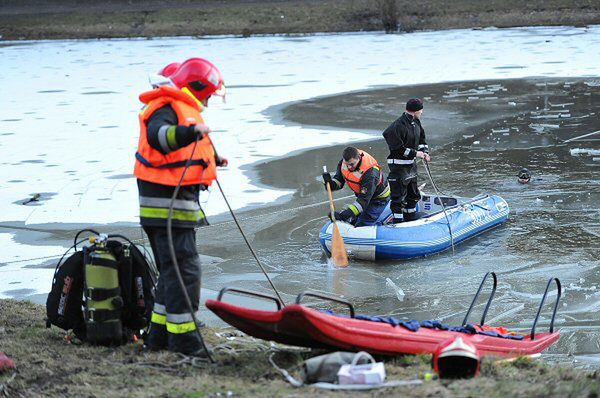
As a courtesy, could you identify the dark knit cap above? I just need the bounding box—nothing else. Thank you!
[406,98,424,112]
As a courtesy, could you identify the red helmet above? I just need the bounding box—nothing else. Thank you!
[433,337,480,379]
[170,57,225,102]
[158,62,181,78]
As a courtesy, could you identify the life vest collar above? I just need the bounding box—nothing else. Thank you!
[139,85,200,110]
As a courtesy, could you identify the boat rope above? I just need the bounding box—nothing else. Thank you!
[421,159,455,255]
[0,195,356,267]
[202,193,355,230]
[214,178,286,305]
[562,129,600,143]
[210,141,286,306]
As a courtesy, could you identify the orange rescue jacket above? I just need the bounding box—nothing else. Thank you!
[134,85,217,186]
[341,150,383,195]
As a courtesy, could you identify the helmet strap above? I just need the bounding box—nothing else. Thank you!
[181,87,204,110]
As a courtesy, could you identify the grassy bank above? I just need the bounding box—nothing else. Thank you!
[0,299,598,397]
[1,0,600,40]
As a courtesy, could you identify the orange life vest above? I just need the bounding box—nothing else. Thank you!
[341,150,383,195]
[134,85,217,187]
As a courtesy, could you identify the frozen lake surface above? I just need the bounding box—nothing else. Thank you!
[1,26,599,367]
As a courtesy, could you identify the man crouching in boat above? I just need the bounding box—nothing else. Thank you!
[322,147,391,227]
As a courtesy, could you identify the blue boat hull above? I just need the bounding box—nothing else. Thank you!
[319,194,509,261]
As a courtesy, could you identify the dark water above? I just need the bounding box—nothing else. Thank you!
[197,78,599,367]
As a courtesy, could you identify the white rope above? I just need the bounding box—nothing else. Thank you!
[563,130,600,143]
[421,159,455,255]
[1,194,356,266]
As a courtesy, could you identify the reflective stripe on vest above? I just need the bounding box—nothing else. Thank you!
[341,150,383,195]
[134,85,217,187]
[139,195,205,223]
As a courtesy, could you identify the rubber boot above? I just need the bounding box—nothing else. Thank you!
[168,328,204,355]
[144,322,168,351]
[403,208,418,222]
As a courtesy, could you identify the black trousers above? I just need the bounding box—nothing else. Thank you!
[144,226,202,354]
[388,164,421,222]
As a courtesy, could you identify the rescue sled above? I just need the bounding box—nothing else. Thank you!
[206,273,561,358]
[319,193,509,260]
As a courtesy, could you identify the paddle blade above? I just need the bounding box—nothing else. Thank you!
[330,222,349,267]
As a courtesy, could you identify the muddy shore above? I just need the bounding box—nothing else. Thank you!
[1,299,599,397]
[1,0,600,40]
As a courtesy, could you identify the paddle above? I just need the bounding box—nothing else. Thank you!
[323,166,349,267]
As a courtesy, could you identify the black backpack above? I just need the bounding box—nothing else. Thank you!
[46,230,157,345]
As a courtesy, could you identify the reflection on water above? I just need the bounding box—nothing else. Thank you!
[204,78,599,367]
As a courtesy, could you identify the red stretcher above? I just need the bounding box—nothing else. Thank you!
[206,272,561,357]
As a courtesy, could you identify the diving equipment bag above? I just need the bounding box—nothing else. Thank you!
[46,231,157,345]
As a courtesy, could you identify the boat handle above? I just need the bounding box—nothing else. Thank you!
[530,278,561,340]
[462,272,497,326]
[295,291,355,318]
[216,287,282,310]
[472,203,490,211]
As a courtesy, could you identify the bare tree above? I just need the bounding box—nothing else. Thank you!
[378,0,398,33]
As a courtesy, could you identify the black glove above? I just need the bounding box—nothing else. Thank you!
[322,172,333,187]
[215,155,228,167]
[330,208,354,223]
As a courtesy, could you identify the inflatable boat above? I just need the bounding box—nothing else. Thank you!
[319,193,509,260]
[206,273,561,358]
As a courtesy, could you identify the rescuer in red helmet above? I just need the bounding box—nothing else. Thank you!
[149,62,181,88]
[134,58,227,356]
[158,62,181,78]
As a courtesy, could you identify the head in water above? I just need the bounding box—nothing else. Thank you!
[518,167,531,184]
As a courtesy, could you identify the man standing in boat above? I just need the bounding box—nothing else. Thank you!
[322,146,391,226]
[382,98,430,224]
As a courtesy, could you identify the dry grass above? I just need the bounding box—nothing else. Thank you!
[0,299,599,397]
[0,0,599,40]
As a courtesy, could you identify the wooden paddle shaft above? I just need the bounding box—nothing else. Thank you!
[323,166,349,267]
[326,181,336,215]
[323,166,337,215]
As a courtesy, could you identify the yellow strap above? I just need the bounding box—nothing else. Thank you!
[166,321,196,334]
[181,87,203,109]
[139,101,151,116]
[151,312,167,325]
